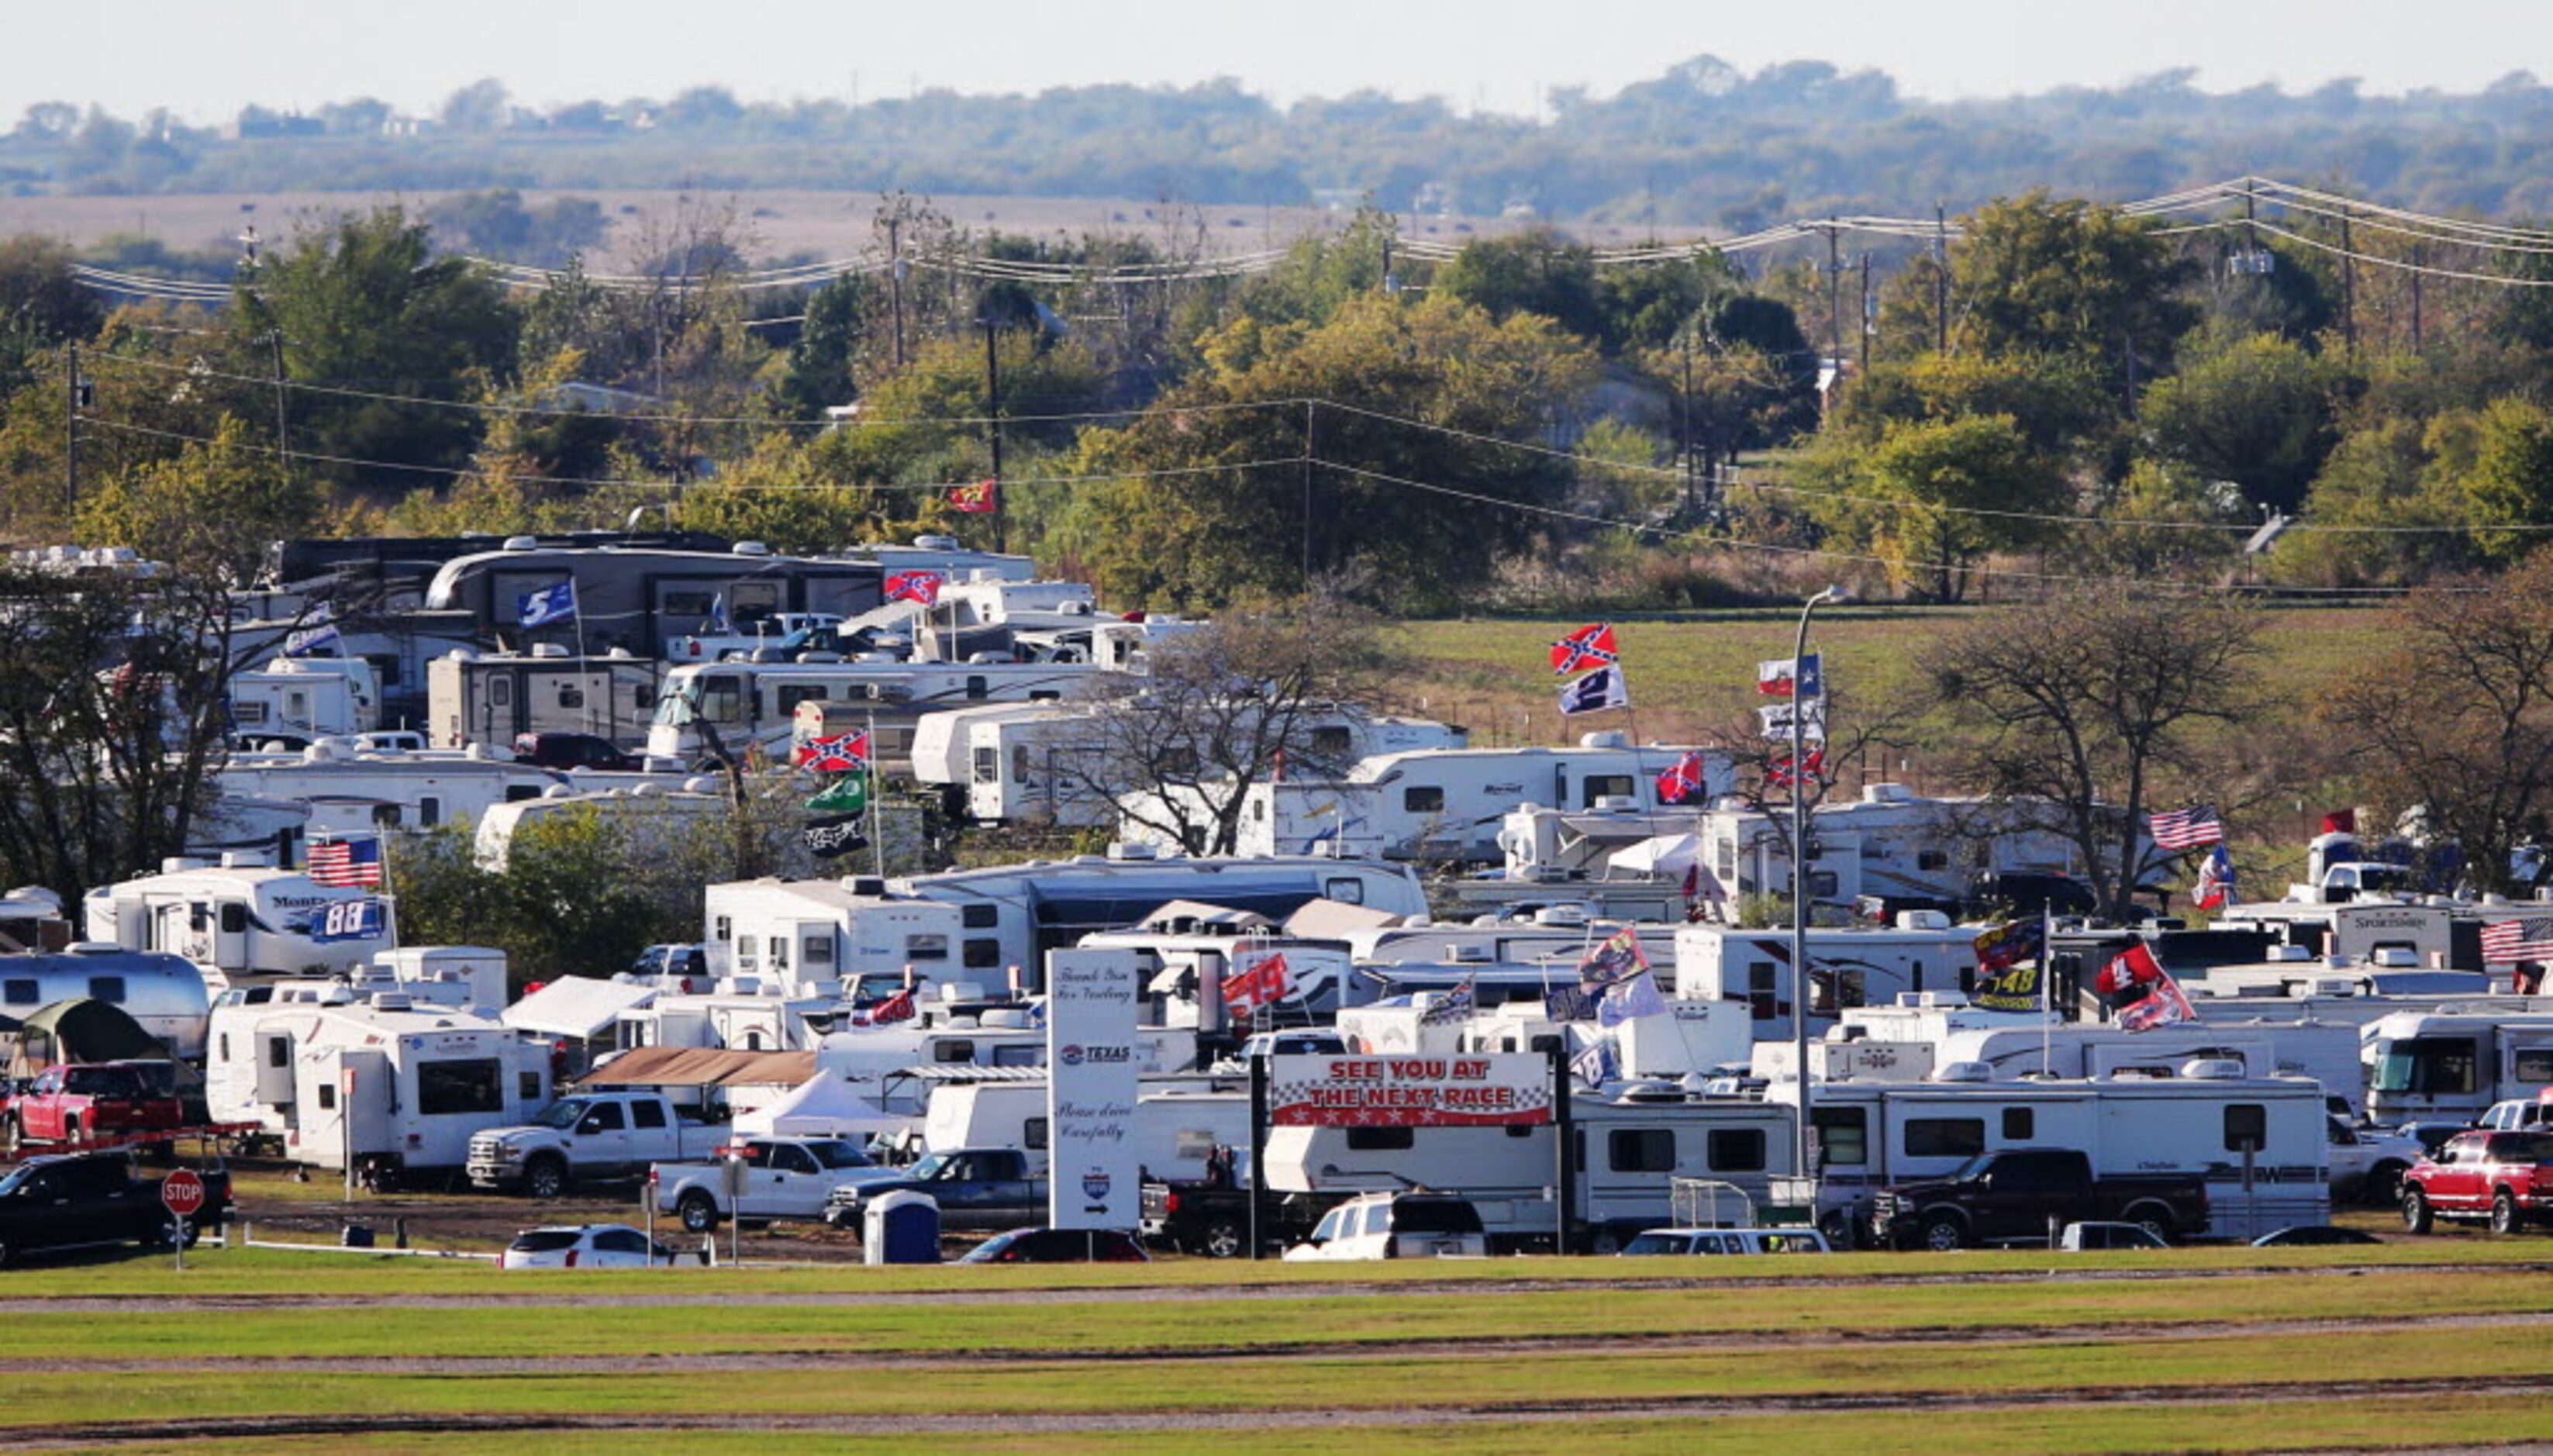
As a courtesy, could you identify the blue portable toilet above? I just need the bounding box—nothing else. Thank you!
[864,1189,941,1265]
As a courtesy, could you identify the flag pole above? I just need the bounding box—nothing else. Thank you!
[2040,898,2054,1078]
[866,708,884,879]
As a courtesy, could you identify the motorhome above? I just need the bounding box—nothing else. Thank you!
[1765,1067,2332,1244]
[704,852,1429,995]
[1139,734,1730,865]
[423,539,881,659]
[2363,1005,2553,1125]
[215,740,565,841]
[1078,901,1361,1032]
[0,887,74,954]
[84,859,395,992]
[226,657,381,743]
[473,779,747,873]
[204,986,550,1186]
[1263,1087,1799,1251]
[426,648,664,750]
[645,657,1114,764]
[850,535,1034,587]
[0,947,213,1060]
[1334,992,1753,1082]
[920,702,1468,830]
[1672,918,1985,1042]
[917,1075,1252,1179]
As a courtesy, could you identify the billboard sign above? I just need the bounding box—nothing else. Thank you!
[1268,1053,1554,1128]
[1044,948,1141,1230]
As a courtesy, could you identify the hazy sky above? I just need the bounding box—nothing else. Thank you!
[14,0,2550,124]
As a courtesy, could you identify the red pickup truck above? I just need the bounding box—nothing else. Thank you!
[4,1061,185,1150]
[2400,1130,2553,1235]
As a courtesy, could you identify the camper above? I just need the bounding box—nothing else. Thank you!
[426,648,664,750]
[1137,734,1730,865]
[1673,918,1985,1042]
[227,657,381,743]
[645,656,1113,765]
[2214,900,2464,971]
[1078,901,1362,1033]
[2363,1005,2553,1125]
[0,948,212,1061]
[474,779,743,873]
[215,740,568,841]
[704,852,1429,996]
[422,539,881,660]
[1766,1067,2330,1244]
[917,1075,1251,1179]
[204,986,550,1185]
[83,859,395,992]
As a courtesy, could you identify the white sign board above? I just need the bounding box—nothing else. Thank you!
[1045,947,1142,1230]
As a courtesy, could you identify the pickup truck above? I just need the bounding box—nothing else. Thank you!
[1868,1148,2210,1251]
[654,1134,884,1232]
[0,1152,230,1265]
[467,1091,729,1198]
[2326,1115,2424,1204]
[1139,1177,1326,1258]
[4,1061,185,1149]
[820,1147,1047,1233]
[2400,1129,2553,1234]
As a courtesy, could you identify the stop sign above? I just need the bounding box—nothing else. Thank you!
[161,1169,207,1218]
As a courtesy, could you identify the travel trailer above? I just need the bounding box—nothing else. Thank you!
[2362,1005,2553,1125]
[473,779,753,873]
[226,657,381,744]
[644,657,1114,764]
[1672,918,1986,1041]
[426,647,664,750]
[83,860,396,991]
[423,540,881,658]
[917,1075,1252,1179]
[1078,901,1362,1031]
[1130,734,1731,864]
[705,853,1430,996]
[0,947,213,1060]
[215,740,566,840]
[204,986,550,1186]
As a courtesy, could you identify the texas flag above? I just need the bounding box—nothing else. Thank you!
[1550,623,1619,675]
[1758,653,1823,699]
[885,570,945,606]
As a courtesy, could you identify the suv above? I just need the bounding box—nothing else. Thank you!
[5,1061,185,1149]
[1620,1227,1830,1256]
[959,1228,1150,1265]
[2401,1130,2553,1234]
[631,944,710,982]
[1282,1193,1488,1261]
[512,732,642,772]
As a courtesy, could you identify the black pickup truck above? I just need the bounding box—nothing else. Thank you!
[1868,1147,2207,1251]
[1138,1178,1328,1258]
[0,1152,232,1265]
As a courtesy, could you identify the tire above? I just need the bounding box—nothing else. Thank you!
[1919,1213,1967,1252]
[2491,1189,2523,1236]
[2123,1202,2177,1246]
[0,1238,15,1268]
[2364,1161,2409,1207]
[1818,1210,1858,1251]
[1589,1227,1624,1256]
[2,1117,19,1155]
[1199,1220,1246,1260]
[522,1156,568,1201]
[2402,1185,2434,1235]
[677,1191,720,1233]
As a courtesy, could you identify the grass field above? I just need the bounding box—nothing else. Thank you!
[11,1239,2553,1451]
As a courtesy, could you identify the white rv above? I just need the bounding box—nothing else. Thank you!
[216,740,565,840]
[1140,733,1731,864]
[204,986,550,1185]
[2363,1005,2553,1125]
[227,657,381,743]
[1766,1068,2331,1244]
[1673,918,1985,1042]
[426,647,663,750]
[918,1075,1252,1179]
[0,947,213,1060]
[473,779,743,872]
[645,657,1114,764]
[1078,900,1361,1032]
[84,859,396,991]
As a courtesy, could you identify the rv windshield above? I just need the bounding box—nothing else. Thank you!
[534,1099,592,1130]
[2371,1037,2479,1095]
[653,682,699,727]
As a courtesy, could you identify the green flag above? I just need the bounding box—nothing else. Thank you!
[805,771,871,815]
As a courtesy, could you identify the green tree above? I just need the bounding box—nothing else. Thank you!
[2138,329,2341,516]
[0,236,104,388]
[2457,396,2553,564]
[1800,413,2060,602]
[772,272,872,420]
[1433,229,1603,342]
[1944,191,2199,397]
[2279,418,2479,587]
[74,416,326,581]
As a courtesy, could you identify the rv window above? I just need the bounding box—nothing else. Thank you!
[1404,786,1445,814]
[805,935,835,965]
[419,798,441,828]
[519,1071,543,1103]
[1583,775,1633,807]
[2372,1037,2479,1095]
[86,976,126,1003]
[1528,1035,1562,1055]
[491,678,512,708]
[1918,849,1949,871]
[373,804,402,830]
[992,1044,1041,1068]
[1905,1118,1986,1158]
[904,934,948,962]
[557,684,585,709]
[368,655,398,688]
[234,701,268,725]
[961,904,999,930]
[2517,1051,2553,1084]
[1013,746,1032,783]
[418,1059,505,1117]
[933,1041,975,1063]
[2,979,35,1006]
[2002,1108,2035,1140]
[1347,1127,1415,1151]
[1717,838,1737,877]
[505,785,540,802]
[189,903,209,932]
[1312,727,1351,757]
[635,686,656,709]
[1748,962,1778,1021]
[778,685,828,713]
[699,675,745,724]
[1024,1117,1049,1151]
[769,936,789,969]
[1323,878,1367,906]
[2224,1103,2268,1152]
[316,1084,335,1111]
[1808,871,1839,899]
[1253,800,1266,822]
[1610,1129,1675,1172]
[1811,1106,1868,1166]
[713,916,733,943]
[664,590,716,620]
[966,676,988,700]
[1708,1128,1767,1172]
[218,1033,229,1061]
[972,747,999,784]
[268,1037,290,1068]
[964,939,1002,969]
[631,1100,667,1130]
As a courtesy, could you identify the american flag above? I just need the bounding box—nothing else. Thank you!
[2148,805,2225,852]
[2481,916,2553,964]
[308,835,384,888]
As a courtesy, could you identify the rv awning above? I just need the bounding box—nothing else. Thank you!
[1283,897,1408,940]
[1607,833,1703,877]
[580,1046,816,1088]
[504,977,659,1040]
[1140,899,1275,933]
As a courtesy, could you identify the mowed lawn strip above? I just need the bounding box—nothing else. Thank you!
[0,1326,2535,1431]
[18,1266,2552,1361]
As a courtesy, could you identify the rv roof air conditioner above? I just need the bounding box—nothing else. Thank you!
[1577,730,1629,750]
[1534,905,1589,927]
[369,992,413,1012]
[2370,947,2420,968]
[530,643,569,658]
[683,777,720,795]
[1930,1061,1994,1082]
[1899,990,1970,1009]
[1896,910,1952,931]
[1447,945,1492,964]
[1617,1078,1684,1103]
[843,876,887,897]
[732,540,772,557]
[1862,783,1915,804]
[66,940,121,955]
[912,533,960,551]
[2179,1057,2244,1080]
[501,536,539,551]
[2266,945,2312,962]
[1108,843,1159,861]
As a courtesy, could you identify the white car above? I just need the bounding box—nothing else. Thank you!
[2326,1116,2426,1203]
[1282,1192,1489,1261]
[500,1223,689,1270]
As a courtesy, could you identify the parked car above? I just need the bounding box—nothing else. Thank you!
[2058,1221,2169,1251]
[958,1227,1150,1265]
[1282,1192,1488,1261]
[0,1152,230,1265]
[630,944,709,982]
[1620,1227,1830,1256]
[2326,1115,2425,1204]
[821,1148,1047,1232]
[499,1223,689,1269]
[3,1061,185,1150]
[2253,1225,2384,1247]
[1869,1148,2208,1251]
[2400,1130,2553,1234]
[655,1135,881,1231]
[512,732,641,772]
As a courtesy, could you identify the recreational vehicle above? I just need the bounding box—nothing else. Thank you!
[215,740,565,840]
[1673,918,1985,1041]
[226,657,381,743]
[1078,900,1361,1031]
[423,540,881,658]
[2363,1005,2553,1125]
[204,987,550,1185]
[0,947,212,1060]
[645,657,1114,764]
[84,860,395,991]
[474,779,757,873]
[917,1075,1251,1179]
[426,647,664,750]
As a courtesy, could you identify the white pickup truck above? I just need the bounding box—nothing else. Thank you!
[467,1091,730,1199]
[653,1134,888,1231]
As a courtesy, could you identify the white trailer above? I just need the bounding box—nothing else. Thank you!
[645,657,1116,764]
[918,1075,1252,1180]
[426,647,663,750]
[1767,1068,2331,1244]
[216,740,567,840]
[204,987,550,1185]
[83,859,396,992]
[1673,918,1983,1043]
[0,947,212,1060]
[2363,1005,2553,1125]
[228,656,381,742]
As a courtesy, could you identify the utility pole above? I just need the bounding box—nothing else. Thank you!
[2338,205,2358,359]
[2410,243,2424,353]
[982,319,1004,554]
[887,218,907,370]
[1934,203,1949,355]
[267,331,292,483]
[1823,226,1842,374]
[1300,401,1316,590]
[1856,254,1872,375]
[64,343,79,512]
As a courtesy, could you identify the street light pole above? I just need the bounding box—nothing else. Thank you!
[1790,585,1843,1192]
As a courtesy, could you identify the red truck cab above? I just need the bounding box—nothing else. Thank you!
[2401,1130,2553,1235]
[4,1061,185,1149]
